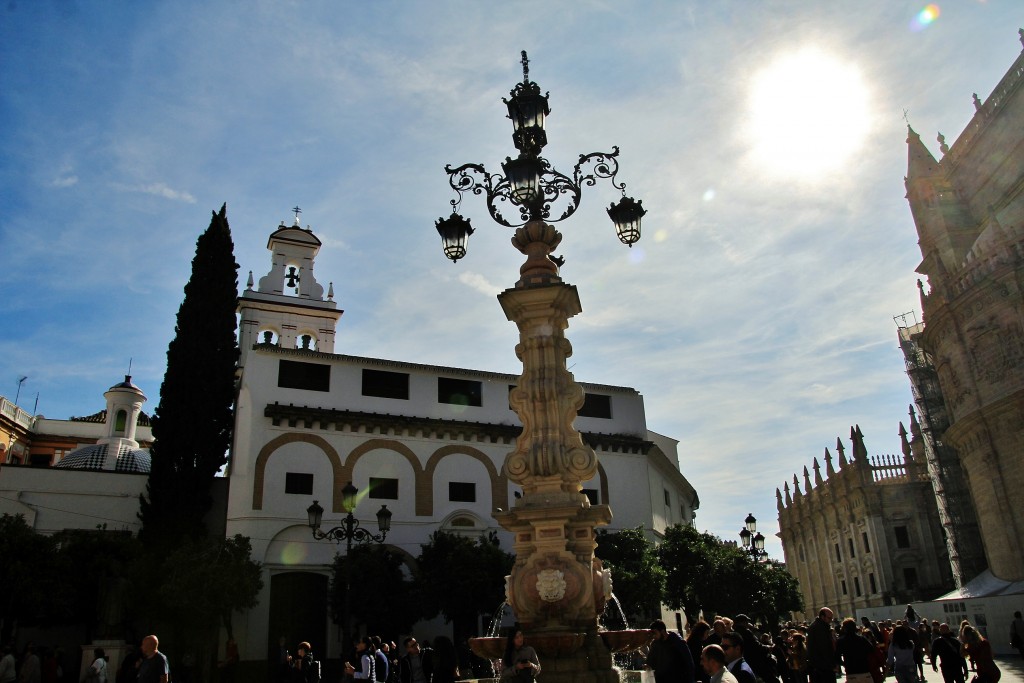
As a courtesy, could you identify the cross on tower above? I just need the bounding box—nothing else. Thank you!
[292,206,302,226]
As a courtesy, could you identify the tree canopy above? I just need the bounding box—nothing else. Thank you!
[330,544,419,641]
[595,526,666,627]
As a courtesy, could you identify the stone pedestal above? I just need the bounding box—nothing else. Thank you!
[490,222,619,683]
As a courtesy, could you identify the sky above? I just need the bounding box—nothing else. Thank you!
[1,1,1022,557]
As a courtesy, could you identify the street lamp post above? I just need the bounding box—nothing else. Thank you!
[739,513,768,561]
[434,52,646,683]
[307,481,392,651]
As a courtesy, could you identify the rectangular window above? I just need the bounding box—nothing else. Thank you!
[869,573,877,593]
[278,360,330,392]
[894,525,911,548]
[903,567,919,589]
[664,489,671,506]
[362,369,409,400]
[841,580,848,595]
[29,453,52,467]
[862,531,870,553]
[448,482,476,502]
[854,576,862,597]
[834,543,842,563]
[582,488,599,505]
[368,477,399,500]
[285,472,314,495]
[578,393,612,419]
[438,377,482,407]
[848,538,856,558]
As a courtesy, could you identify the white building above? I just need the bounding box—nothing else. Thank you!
[226,216,699,663]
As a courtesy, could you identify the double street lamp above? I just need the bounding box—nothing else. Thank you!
[307,482,392,648]
[739,512,768,561]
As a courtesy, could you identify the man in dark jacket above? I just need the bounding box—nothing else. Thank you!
[930,624,968,683]
[806,608,836,683]
[400,638,433,683]
[648,620,695,683]
[835,619,874,677]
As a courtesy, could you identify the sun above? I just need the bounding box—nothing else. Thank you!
[744,47,871,178]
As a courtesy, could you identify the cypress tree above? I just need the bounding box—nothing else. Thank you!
[140,204,239,544]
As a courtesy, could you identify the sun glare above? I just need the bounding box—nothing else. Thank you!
[745,47,871,179]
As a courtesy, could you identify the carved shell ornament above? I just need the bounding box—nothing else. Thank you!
[536,568,567,602]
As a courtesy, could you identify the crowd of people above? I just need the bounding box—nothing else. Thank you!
[650,605,1013,683]
[0,635,168,683]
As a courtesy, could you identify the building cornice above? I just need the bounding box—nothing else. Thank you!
[263,402,654,454]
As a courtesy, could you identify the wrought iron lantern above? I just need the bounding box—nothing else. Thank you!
[435,212,475,263]
[607,196,646,247]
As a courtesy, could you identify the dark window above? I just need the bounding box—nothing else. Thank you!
[854,576,862,597]
[438,377,482,407]
[862,531,870,553]
[362,369,409,400]
[285,472,314,495]
[369,477,398,500]
[834,543,842,563]
[449,482,476,502]
[841,580,848,595]
[869,573,877,593]
[114,409,127,433]
[903,567,919,589]
[799,545,805,562]
[279,360,331,392]
[894,526,911,548]
[848,538,856,558]
[664,489,671,506]
[582,488,599,505]
[29,453,52,467]
[578,393,612,419]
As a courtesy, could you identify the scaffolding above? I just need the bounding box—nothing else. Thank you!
[894,312,987,587]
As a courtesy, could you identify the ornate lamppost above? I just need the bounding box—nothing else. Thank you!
[739,512,768,561]
[307,482,392,650]
[434,52,647,683]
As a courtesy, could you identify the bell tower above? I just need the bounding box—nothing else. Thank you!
[237,208,342,366]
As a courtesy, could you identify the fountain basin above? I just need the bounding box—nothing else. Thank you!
[468,637,505,660]
[469,632,588,660]
[599,629,652,653]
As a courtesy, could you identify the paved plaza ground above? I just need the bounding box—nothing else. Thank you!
[891,658,1024,683]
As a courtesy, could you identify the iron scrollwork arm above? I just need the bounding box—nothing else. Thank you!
[445,163,518,228]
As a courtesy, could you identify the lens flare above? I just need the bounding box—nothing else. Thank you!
[910,4,940,32]
[279,542,308,565]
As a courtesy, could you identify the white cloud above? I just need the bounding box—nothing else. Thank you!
[51,175,78,188]
[110,181,196,204]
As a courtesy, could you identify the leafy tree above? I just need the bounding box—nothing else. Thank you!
[595,526,665,627]
[658,524,803,627]
[0,514,66,641]
[52,527,139,640]
[417,531,513,643]
[330,545,419,642]
[140,204,239,544]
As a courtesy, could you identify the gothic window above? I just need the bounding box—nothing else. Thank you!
[841,580,848,595]
[854,576,862,597]
[869,573,877,593]
[894,526,911,548]
[834,543,842,563]
[285,472,314,495]
[368,477,398,500]
[848,537,856,558]
[862,531,870,553]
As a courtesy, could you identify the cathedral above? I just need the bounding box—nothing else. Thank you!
[778,28,1024,636]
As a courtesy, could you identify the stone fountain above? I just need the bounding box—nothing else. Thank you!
[465,221,650,683]
[438,51,652,683]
